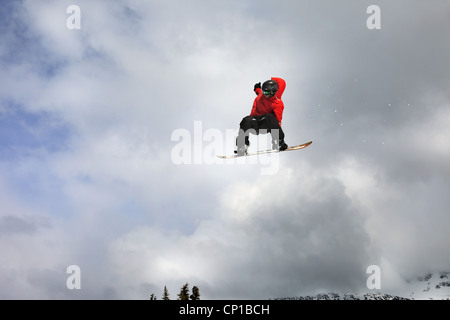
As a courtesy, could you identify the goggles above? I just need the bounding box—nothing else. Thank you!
[263,90,275,96]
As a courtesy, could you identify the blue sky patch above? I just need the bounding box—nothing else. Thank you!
[0,1,69,79]
[0,102,72,160]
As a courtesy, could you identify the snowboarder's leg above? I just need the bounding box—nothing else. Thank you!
[235,129,249,156]
[235,116,258,155]
[257,114,288,151]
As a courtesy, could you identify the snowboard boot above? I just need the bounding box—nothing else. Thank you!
[272,139,288,151]
[234,144,248,156]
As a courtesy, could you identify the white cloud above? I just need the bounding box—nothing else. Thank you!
[1,0,449,299]
[105,163,376,299]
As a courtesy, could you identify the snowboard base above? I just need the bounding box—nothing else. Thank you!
[217,141,312,159]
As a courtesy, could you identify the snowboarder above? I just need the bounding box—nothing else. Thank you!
[235,77,288,156]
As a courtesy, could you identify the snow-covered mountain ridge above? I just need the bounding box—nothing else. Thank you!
[275,272,450,300]
[405,271,450,300]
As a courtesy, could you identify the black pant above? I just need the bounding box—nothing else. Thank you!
[236,113,285,147]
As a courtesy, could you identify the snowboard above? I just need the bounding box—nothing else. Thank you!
[217,141,312,159]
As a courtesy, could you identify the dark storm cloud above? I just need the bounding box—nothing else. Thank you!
[214,172,372,298]
[0,215,37,235]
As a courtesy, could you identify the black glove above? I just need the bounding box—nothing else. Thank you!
[254,82,261,91]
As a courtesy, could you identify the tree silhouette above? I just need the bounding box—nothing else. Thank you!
[151,284,200,300]
[178,283,190,300]
[162,285,170,300]
[190,286,200,300]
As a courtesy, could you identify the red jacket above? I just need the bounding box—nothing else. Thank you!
[251,77,286,126]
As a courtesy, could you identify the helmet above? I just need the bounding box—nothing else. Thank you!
[261,80,278,96]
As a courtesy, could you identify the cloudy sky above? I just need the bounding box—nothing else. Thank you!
[1,0,449,299]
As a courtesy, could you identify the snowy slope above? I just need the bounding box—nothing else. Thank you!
[276,293,410,300]
[276,272,450,300]
[404,272,450,300]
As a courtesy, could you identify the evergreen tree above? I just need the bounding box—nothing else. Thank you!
[162,286,170,300]
[149,293,157,300]
[190,286,200,300]
[177,283,190,300]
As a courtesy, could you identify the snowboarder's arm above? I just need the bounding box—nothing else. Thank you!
[250,99,258,115]
[271,77,286,99]
[254,82,262,96]
[273,103,284,126]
